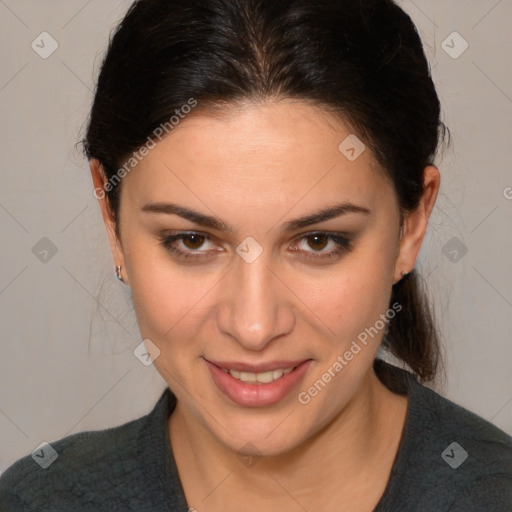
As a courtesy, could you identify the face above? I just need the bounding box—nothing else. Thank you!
[95,99,425,456]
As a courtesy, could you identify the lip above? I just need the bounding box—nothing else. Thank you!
[204,358,312,408]
[205,358,309,373]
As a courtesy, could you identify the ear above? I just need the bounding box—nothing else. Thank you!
[393,165,440,284]
[90,159,129,285]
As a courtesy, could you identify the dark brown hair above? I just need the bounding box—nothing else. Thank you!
[83,0,448,383]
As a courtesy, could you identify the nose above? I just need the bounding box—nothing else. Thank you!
[216,253,295,351]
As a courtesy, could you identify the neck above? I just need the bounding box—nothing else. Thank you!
[168,366,408,510]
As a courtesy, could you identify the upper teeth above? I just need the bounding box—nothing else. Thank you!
[224,367,294,383]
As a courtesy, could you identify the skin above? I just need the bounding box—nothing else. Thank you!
[90,99,440,511]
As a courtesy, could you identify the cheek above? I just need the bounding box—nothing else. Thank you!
[131,271,212,339]
[124,241,213,342]
[127,262,216,386]
[124,223,396,353]
[292,254,394,341]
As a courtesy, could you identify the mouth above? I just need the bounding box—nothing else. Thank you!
[203,357,312,407]
[221,366,295,384]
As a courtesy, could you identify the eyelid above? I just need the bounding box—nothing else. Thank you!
[290,231,353,257]
[160,231,220,254]
[159,230,354,262]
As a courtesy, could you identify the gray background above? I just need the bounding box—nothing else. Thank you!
[0,0,511,473]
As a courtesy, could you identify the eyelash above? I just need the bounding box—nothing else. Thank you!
[158,231,354,262]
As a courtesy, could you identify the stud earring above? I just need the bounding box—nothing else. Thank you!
[115,265,124,283]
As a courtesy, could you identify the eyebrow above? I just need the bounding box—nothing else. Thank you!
[141,201,371,233]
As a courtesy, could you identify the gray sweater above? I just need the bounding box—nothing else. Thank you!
[1,361,511,511]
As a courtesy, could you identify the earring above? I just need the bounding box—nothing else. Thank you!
[115,265,125,283]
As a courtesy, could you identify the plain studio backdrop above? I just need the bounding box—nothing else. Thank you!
[0,0,511,473]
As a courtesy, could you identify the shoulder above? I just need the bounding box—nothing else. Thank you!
[0,389,176,512]
[376,362,512,511]
[0,415,145,511]
[413,380,512,509]
[414,378,512,465]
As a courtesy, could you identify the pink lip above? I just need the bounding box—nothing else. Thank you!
[204,358,312,408]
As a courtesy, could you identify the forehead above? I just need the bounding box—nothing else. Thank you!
[121,99,394,215]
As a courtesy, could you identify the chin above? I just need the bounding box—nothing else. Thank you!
[207,407,313,458]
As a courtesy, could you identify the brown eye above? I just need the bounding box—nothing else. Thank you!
[159,231,221,260]
[306,234,329,251]
[289,232,354,263]
[182,233,206,250]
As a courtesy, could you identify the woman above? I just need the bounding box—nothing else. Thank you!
[1,0,511,510]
